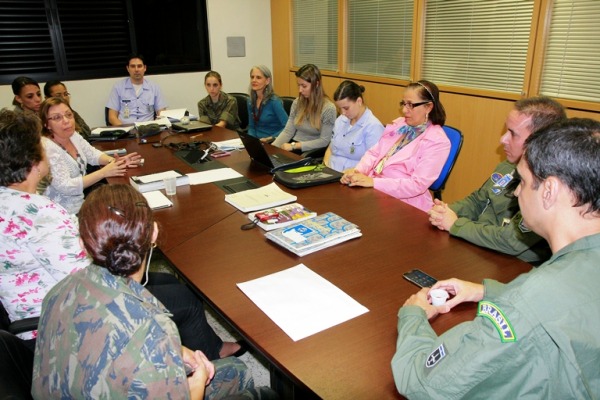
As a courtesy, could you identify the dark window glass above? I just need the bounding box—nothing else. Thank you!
[0,0,210,84]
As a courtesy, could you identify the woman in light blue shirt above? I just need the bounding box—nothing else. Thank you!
[324,80,384,172]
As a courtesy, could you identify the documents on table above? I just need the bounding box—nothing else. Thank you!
[90,125,134,135]
[224,182,297,212]
[265,212,361,256]
[237,264,369,341]
[142,190,173,210]
[130,170,190,193]
[160,108,198,121]
[247,203,317,231]
[187,168,243,185]
[212,138,244,151]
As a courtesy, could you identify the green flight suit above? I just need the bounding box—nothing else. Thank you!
[449,160,549,263]
[392,233,600,399]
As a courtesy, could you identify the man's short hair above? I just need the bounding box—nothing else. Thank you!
[524,118,600,214]
[127,53,145,66]
[514,96,567,135]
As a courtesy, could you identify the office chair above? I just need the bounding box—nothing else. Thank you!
[280,96,296,116]
[229,92,250,132]
[0,329,34,400]
[430,125,464,201]
[0,301,39,336]
[105,106,110,126]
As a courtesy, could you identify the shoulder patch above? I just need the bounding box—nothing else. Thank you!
[490,172,514,195]
[425,344,446,368]
[477,301,517,342]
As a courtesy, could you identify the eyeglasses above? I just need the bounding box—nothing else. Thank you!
[400,101,431,110]
[52,92,71,98]
[47,111,75,122]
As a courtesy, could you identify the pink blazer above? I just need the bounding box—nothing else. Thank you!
[354,117,451,212]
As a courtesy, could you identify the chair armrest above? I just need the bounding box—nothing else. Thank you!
[9,317,39,336]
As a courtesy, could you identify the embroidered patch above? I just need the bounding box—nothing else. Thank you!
[477,301,517,342]
[490,173,514,195]
[425,344,446,368]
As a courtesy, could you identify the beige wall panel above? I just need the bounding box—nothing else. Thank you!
[271,0,292,95]
[271,0,600,204]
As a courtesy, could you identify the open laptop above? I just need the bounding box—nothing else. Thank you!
[171,120,212,133]
[237,131,301,171]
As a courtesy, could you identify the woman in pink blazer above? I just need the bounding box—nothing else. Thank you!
[341,80,450,212]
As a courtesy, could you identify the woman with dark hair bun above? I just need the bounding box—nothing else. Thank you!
[341,80,450,212]
[323,80,384,171]
[11,76,42,114]
[33,184,276,399]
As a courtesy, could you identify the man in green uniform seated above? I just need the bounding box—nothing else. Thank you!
[428,96,566,264]
[393,118,600,399]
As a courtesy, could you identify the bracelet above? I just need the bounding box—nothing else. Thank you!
[291,142,296,150]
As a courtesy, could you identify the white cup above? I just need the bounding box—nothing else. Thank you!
[429,289,449,306]
[164,176,177,196]
[180,116,190,125]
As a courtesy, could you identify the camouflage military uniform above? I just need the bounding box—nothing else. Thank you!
[32,264,191,398]
[32,264,273,399]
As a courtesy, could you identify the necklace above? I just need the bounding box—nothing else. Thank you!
[52,137,86,176]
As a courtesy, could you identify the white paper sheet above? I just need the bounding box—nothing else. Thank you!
[212,138,244,150]
[160,108,188,120]
[186,168,243,185]
[237,264,369,341]
[142,190,173,209]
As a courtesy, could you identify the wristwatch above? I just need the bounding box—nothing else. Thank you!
[291,142,297,150]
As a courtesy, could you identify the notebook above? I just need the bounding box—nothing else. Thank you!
[237,131,299,171]
[171,120,212,133]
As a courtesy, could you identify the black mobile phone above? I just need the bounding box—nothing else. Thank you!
[403,269,438,288]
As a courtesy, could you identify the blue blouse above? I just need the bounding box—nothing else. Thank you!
[328,107,384,172]
[247,95,289,139]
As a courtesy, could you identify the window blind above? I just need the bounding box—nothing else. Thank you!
[422,0,534,93]
[540,0,600,103]
[347,0,413,79]
[56,0,131,72]
[292,0,338,71]
[0,0,56,76]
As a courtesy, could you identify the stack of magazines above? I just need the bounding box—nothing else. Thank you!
[248,203,317,231]
[265,212,361,256]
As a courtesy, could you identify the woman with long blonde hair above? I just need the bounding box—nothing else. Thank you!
[272,64,336,153]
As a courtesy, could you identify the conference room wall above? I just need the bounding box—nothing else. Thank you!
[0,0,273,128]
[272,0,599,204]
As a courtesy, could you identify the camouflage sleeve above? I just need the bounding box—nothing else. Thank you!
[122,319,191,399]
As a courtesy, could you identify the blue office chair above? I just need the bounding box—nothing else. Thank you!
[430,125,464,200]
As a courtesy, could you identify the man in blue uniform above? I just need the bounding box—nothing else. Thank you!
[106,54,167,126]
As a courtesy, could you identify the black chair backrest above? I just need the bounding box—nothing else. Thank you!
[229,92,250,131]
[280,96,296,116]
[0,330,34,400]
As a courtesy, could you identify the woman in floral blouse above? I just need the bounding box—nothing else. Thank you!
[0,109,90,347]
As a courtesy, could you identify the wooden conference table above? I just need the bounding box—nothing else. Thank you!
[97,127,531,399]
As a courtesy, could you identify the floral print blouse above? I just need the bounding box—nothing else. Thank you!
[0,187,90,339]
